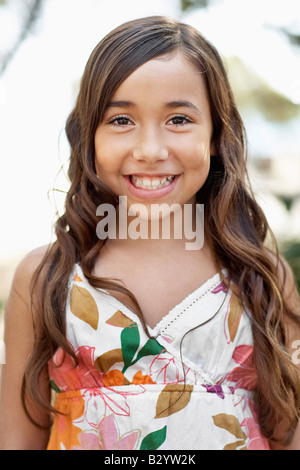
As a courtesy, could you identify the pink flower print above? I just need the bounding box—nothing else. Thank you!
[226,345,257,391]
[72,414,141,450]
[242,399,270,450]
[49,345,106,391]
[81,383,147,428]
[149,351,186,384]
[160,334,174,344]
[49,345,146,427]
[83,388,129,427]
[242,416,270,450]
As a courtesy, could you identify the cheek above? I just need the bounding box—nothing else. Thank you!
[94,139,118,177]
[186,144,211,193]
[187,141,211,170]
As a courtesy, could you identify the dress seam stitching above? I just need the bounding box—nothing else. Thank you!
[160,278,223,335]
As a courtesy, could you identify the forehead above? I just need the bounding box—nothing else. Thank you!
[111,52,209,105]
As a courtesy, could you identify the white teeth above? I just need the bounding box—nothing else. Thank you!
[131,175,175,190]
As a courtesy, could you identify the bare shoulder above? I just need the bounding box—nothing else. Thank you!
[267,248,300,353]
[13,244,51,279]
[5,244,53,330]
[9,244,52,297]
[266,251,300,449]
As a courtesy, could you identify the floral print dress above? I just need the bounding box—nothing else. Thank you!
[47,264,270,450]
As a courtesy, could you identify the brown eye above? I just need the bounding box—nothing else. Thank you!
[115,117,130,125]
[109,115,133,126]
[169,115,192,126]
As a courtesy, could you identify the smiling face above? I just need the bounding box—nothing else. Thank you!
[94,52,215,213]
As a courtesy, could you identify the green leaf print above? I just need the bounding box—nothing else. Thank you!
[50,380,61,393]
[140,426,167,450]
[133,338,165,366]
[121,325,140,372]
[121,325,165,373]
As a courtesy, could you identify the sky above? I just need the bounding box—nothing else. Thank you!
[0,0,299,262]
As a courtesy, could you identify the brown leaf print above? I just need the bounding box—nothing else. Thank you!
[95,349,124,373]
[155,384,193,419]
[227,294,243,342]
[212,413,247,450]
[106,310,136,328]
[223,440,247,450]
[70,285,99,330]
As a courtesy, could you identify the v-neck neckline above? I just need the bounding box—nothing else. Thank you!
[75,264,227,336]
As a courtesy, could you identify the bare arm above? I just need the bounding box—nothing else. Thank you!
[0,247,51,449]
[269,256,300,450]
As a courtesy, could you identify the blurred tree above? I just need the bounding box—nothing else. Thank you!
[179,0,300,50]
[265,24,300,47]
[280,28,300,46]
[0,0,46,75]
[178,1,300,122]
[280,240,300,292]
[226,56,300,122]
[180,0,211,12]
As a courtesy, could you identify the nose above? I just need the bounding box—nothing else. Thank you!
[132,126,169,163]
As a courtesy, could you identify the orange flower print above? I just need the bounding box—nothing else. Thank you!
[47,393,85,450]
[131,371,155,385]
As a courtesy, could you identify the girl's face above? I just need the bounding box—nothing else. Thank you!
[94,52,215,212]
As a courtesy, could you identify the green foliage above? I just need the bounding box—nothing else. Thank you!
[280,240,300,293]
[226,56,300,122]
[277,195,295,212]
[180,0,210,12]
[0,298,5,316]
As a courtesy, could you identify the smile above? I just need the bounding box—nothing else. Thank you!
[124,174,179,199]
[130,175,175,190]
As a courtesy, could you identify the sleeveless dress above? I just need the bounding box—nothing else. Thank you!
[47,264,270,450]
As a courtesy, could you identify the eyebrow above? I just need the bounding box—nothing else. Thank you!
[106,100,201,114]
[165,100,202,115]
[106,100,134,109]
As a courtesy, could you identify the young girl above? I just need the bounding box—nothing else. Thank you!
[0,16,300,451]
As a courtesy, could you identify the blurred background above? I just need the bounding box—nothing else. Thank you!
[0,0,300,340]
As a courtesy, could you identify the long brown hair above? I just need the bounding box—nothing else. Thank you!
[23,16,300,444]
